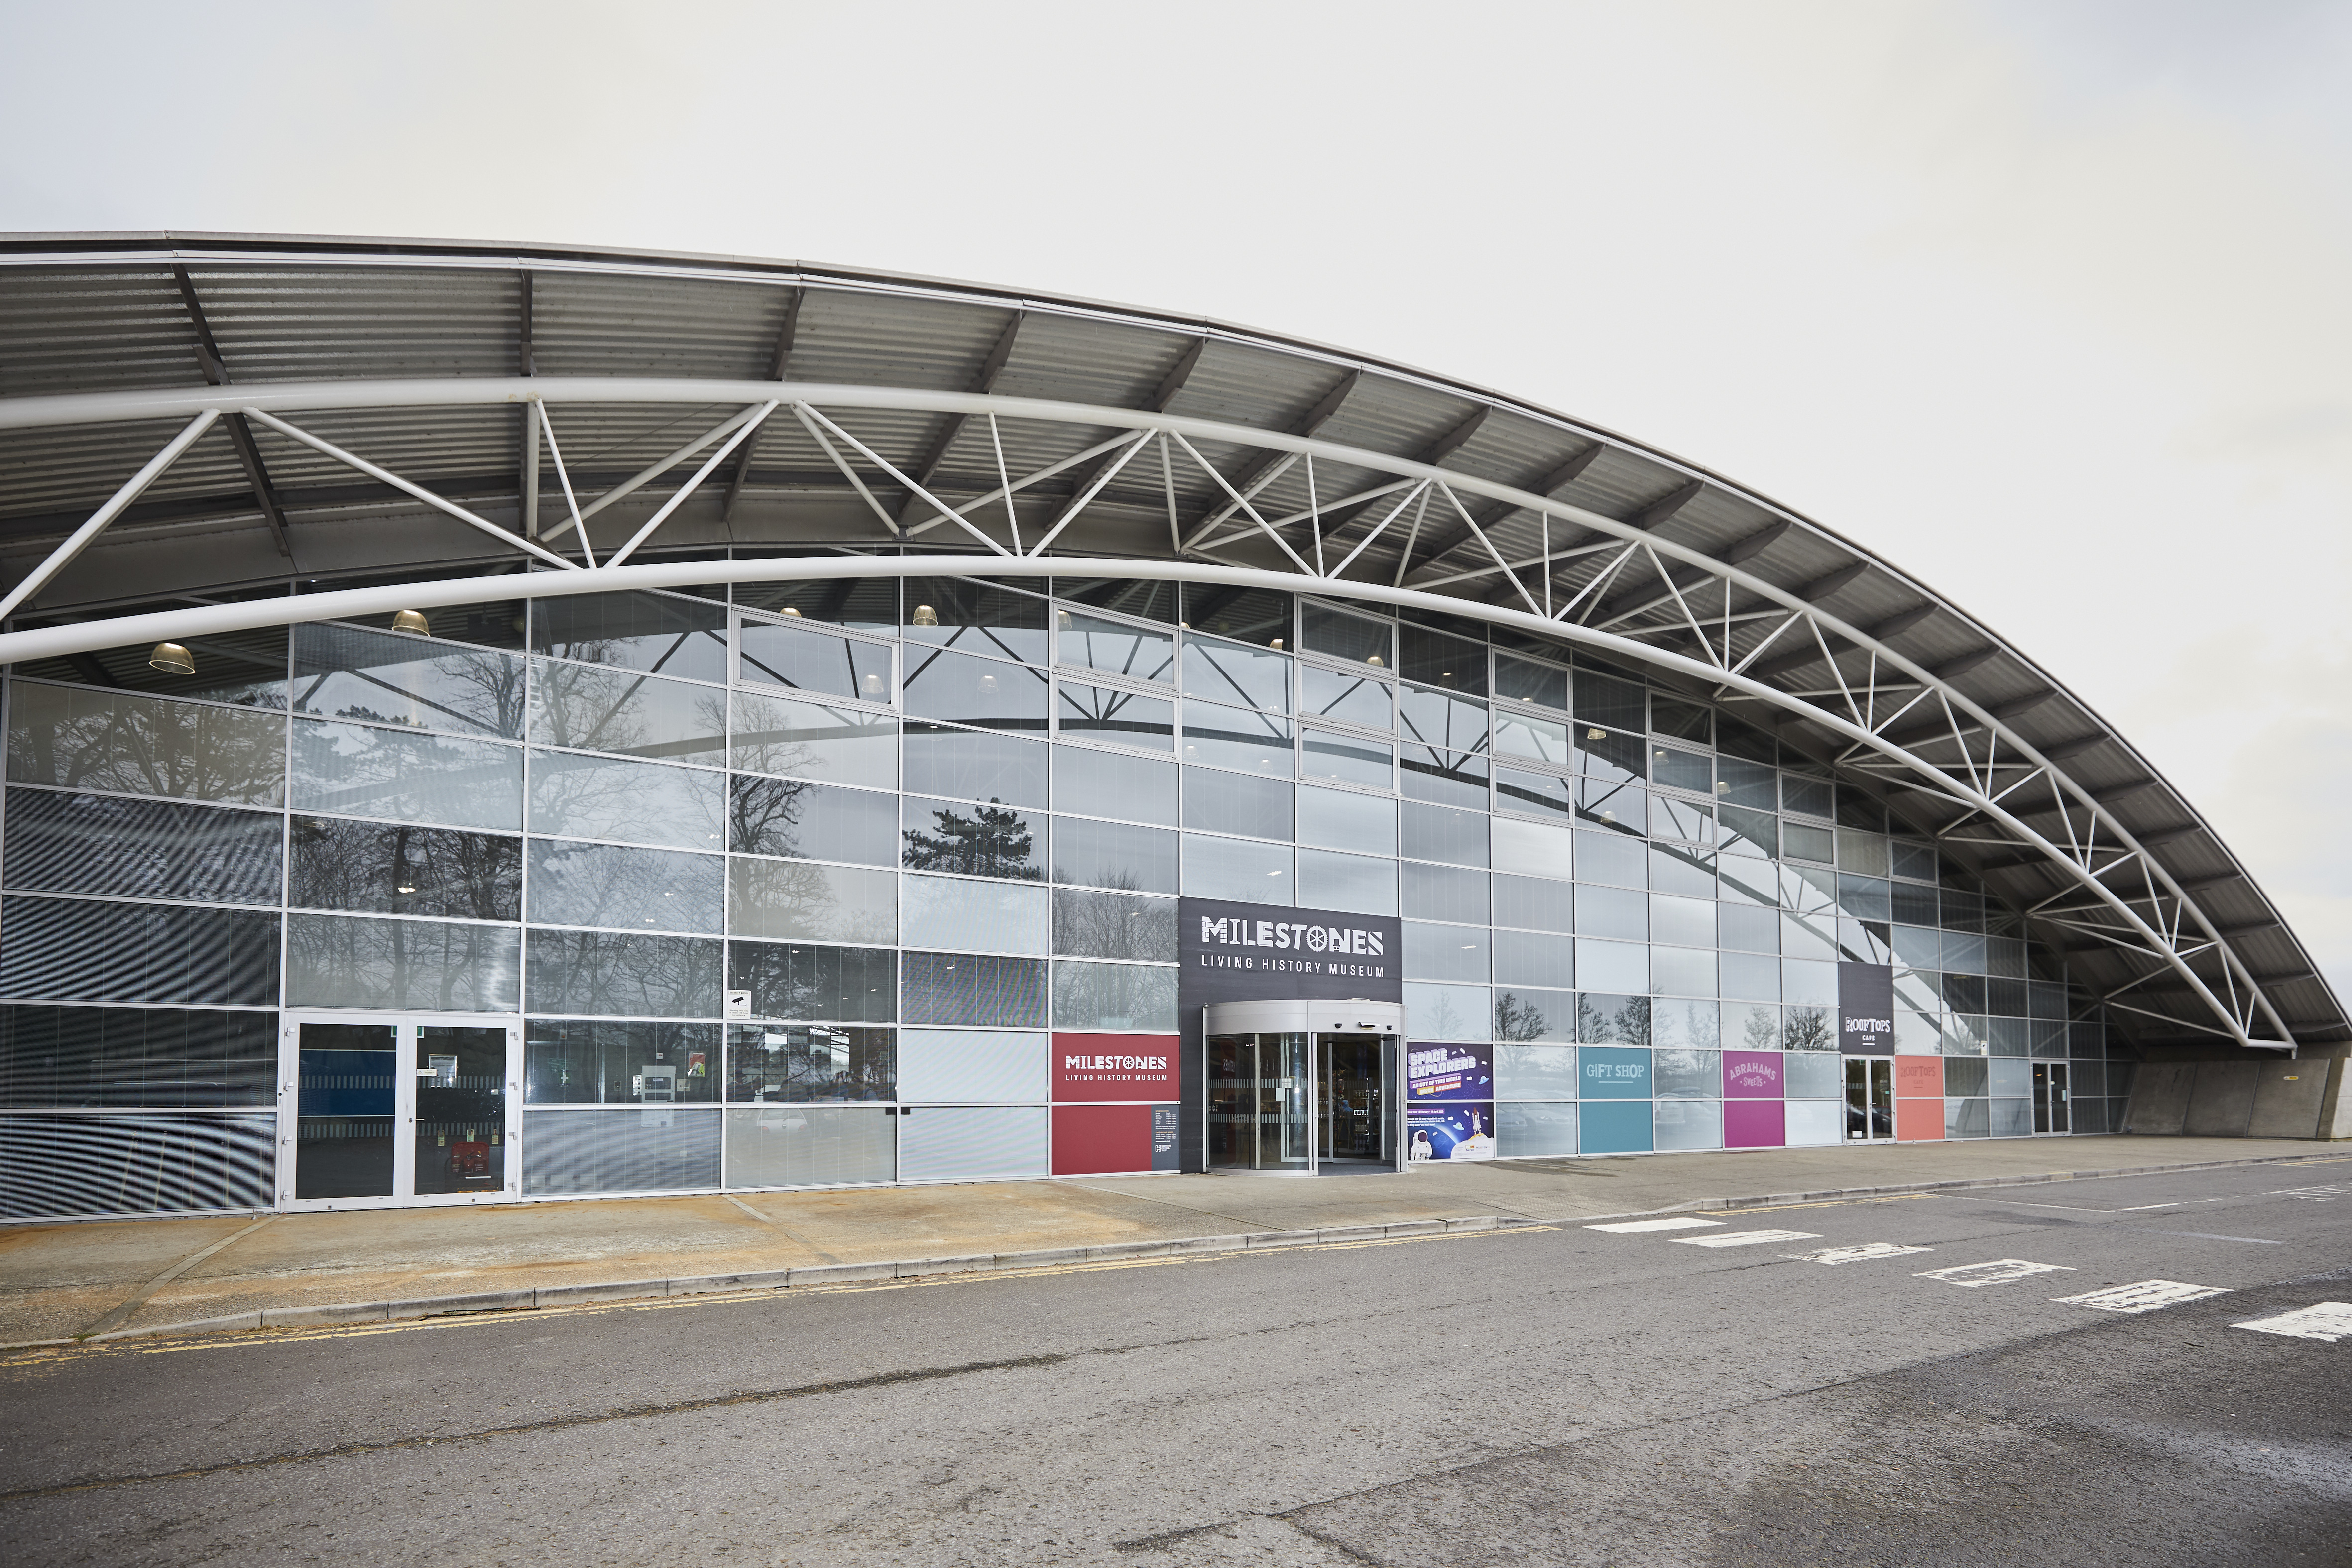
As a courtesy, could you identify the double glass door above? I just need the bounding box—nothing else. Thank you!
[2032,1061,2071,1133]
[281,1015,520,1208]
[1207,1031,1392,1171]
[1845,1056,1894,1141]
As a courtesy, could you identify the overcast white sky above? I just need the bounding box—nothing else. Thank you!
[4,0,2351,1009]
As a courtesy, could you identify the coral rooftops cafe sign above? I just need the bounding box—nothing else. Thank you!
[1178,897,1403,1006]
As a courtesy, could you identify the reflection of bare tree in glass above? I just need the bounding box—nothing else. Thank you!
[729,776,809,856]
[1050,883,1175,960]
[289,916,517,1011]
[1417,990,1474,1042]
[291,820,520,918]
[1495,990,1551,1042]
[532,751,725,848]
[20,688,285,805]
[1575,993,1653,1046]
[528,932,721,1019]
[1783,1006,1831,1051]
[1742,1006,1780,1052]
[903,802,1036,879]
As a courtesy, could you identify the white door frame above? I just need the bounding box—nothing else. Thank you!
[277,1012,522,1211]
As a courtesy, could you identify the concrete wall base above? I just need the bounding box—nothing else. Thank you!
[2126,1050,2350,1139]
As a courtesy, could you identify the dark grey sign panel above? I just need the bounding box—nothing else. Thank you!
[1839,961,1895,1054]
[1177,897,1404,1007]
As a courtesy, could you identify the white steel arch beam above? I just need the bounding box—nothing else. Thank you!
[0,377,2297,1050]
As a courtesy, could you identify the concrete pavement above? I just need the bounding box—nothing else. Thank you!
[0,1135,2334,1347]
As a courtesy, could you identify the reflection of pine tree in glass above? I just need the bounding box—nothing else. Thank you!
[1495,991,1551,1042]
[902,801,1037,879]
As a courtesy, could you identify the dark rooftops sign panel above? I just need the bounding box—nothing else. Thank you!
[1839,962,1895,1054]
[1178,897,1403,1008]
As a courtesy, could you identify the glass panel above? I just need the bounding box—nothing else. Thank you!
[521,1105,721,1193]
[524,930,721,1018]
[736,619,893,703]
[724,1023,895,1102]
[296,1020,396,1200]
[286,915,520,1012]
[1050,962,1179,1031]
[527,750,726,851]
[1495,766,1573,822]
[903,581,1049,663]
[736,577,897,631]
[1296,849,1396,915]
[1299,665,1393,730]
[1301,604,1392,668]
[1494,987,1575,1042]
[1181,834,1293,903]
[528,662,727,764]
[899,1105,1051,1181]
[1319,1034,1388,1160]
[1057,610,1174,685]
[730,777,898,865]
[1399,627,1486,695]
[289,818,521,919]
[1052,889,1177,960]
[1182,770,1293,841]
[13,620,289,711]
[292,623,525,738]
[1402,982,1489,1041]
[722,1104,894,1189]
[1498,1100,1577,1156]
[1299,728,1393,789]
[1573,671,1645,731]
[1052,744,1176,825]
[1207,1033,1254,1167]
[524,1020,722,1104]
[900,952,1049,1028]
[1297,785,1394,855]
[1575,725,1646,784]
[0,1005,277,1110]
[4,790,281,904]
[727,941,896,1022]
[1401,746,1487,807]
[1493,655,1567,712]
[1056,680,1173,751]
[1495,1043,1578,1098]
[1402,801,1488,867]
[903,648,1049,732]
[901,796,1045,880]
[1492,873,1573,934]
[1056,578,1178,625]
[901,874,1051,955]
[1401,862,1486,924]
[1180,584,1290,645]
[903,724,1047,807]
[729,691,897,789]
[1578,996,1652,1047]
[527,840,724,933]
[1491,816,1573,880]
[1493,928,1573,986]
[1181,637,1291,713]
[1405,922,1487,982]
[1050,816,1179,895]
[1181,700,1293,774]
[8,682,286,807]
[0,1110,275,1217]
[1398,687,1488,754]
[729,858,896,944]
[1494,711,1568,766]
[414,1024,509,1196]
[534,589,728,684]
[292,719,522,831]
[0,896,279,1006]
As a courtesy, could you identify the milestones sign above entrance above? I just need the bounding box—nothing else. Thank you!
[1178,898,1404,1007]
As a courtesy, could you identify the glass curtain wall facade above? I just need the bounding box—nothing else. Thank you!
[0,572,2131,1218]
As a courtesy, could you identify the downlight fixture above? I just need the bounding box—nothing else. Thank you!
[911,604,939,627]
[148,642,195,675]
[1367,654,1384,668]
[390,609,431,636]
[782,606,801,617]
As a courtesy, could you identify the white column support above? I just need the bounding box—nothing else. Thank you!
[0,409,220,622]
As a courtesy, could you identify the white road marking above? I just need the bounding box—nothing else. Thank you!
[2054,1280,2231,1314]
[2272,1183,2352,1202]
[1672,1229,1821,1248]
[1586,1217,1723,1234]
[2147,1231,2281,1245]
[1787,1243,1933,1265]
[1916,1259,2076,1288]
[2233,1303,2352,1342]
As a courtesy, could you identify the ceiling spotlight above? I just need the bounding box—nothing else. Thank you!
[782,606,802,618]
[396,884,418,895]
[977,672,999,694]
[390,609,431,636]
[148,642,195,675]
[911,604,939,627]
[1270,637,1284,650]
[1057,609,1073,631]
[1586,727,1606,741]
[1366,654,1384,668]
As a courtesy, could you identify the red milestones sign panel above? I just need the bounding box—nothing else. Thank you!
[1052,1032,1180,1103]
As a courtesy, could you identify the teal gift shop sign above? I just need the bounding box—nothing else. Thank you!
[1580,1046,1651,1099]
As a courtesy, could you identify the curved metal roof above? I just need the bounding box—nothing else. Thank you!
[0,230,2337,1055]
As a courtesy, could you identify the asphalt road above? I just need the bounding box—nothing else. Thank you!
[3,1159,2351,1567]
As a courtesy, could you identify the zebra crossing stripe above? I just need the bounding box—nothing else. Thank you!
[2053,1280,2230,1314]
[1673,1229,1821,1248]
[1788,1243,1932,1265]
[1916,1259,2075,1288]
[1586,1217,1723,1234]
[2232,1303,2352,1342]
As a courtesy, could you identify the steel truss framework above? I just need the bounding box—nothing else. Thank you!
[0,377,2295,1054]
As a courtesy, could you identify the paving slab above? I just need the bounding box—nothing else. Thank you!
[0,1134,2335,1345]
